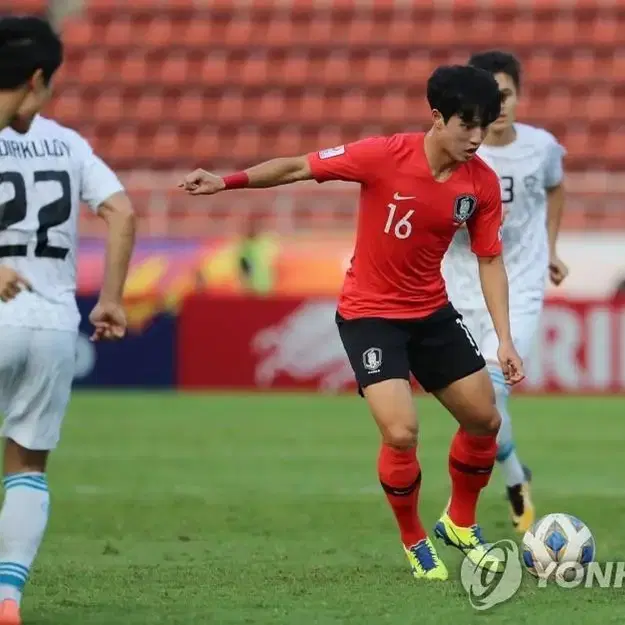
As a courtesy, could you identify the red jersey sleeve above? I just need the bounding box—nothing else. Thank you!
[307,137,389,184]
[467,168,503,257]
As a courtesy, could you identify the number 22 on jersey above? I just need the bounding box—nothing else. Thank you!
[384,203,414,239]
[0,170,72,259]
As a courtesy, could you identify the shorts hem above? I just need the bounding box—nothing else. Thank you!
[357,373,411,397]
[421,359,486,393]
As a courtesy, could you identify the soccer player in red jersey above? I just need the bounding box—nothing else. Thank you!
[180,65,525,581]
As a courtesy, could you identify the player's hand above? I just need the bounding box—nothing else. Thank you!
[549,254,569,286]
[89,300,127,341]
[497,341,525,386]
[0,266,32,302]
[177,169,225,196]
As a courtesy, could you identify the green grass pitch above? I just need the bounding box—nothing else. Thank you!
[23,392,625,623]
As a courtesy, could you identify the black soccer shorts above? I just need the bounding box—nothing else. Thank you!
[336,303,486,394]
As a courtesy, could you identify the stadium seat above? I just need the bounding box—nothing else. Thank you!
[58,2,625,177]
[144,17,175,49]
[93,91,125,124]
[199,55,229,88]
[0,0,46,13]
[177,94,205,125]
[134,94,166,124]
[159,55,191,88]
[119,54,150,86]
[103,19,134,49]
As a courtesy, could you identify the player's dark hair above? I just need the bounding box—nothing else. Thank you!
[0,16,63,89]
[468,50,522,91]
[426,65,502,128]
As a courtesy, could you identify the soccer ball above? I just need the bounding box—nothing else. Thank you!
[522,513,595,581]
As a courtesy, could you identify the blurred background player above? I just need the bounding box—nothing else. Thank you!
[442,50,567,534]
[180,65,526,581]
[236,215,276,295]
[0,16,136,625]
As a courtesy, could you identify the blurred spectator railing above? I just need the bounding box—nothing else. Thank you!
[78,170,625,237]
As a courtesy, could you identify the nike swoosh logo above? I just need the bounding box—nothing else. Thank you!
[394,193,416,201]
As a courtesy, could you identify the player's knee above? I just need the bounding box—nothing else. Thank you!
[462,396,501,436]
[364,379,418,448]
[470,407,501,436]
[381,421,418,449]
[485,409,501,435]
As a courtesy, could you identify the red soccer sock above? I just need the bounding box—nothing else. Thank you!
[378,444,426,548]
[448,428,497,527]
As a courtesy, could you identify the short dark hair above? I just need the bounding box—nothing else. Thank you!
[468,50,522,91]
[0,16,63,90]
[426,65,502,128]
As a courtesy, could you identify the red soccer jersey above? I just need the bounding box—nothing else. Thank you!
[307,133,503,319]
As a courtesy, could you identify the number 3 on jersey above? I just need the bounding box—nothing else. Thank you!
[384,203,414,239]
[0,170,72,259]
[500,176,514,204]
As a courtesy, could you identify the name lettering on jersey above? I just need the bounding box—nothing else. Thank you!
[0,138,71,160]
[453,195,477,224]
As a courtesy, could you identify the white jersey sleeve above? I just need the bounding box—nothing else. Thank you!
[443,123,565,311]
[0,115,125,331]
[543,138,565,189]
[73,133,124,212]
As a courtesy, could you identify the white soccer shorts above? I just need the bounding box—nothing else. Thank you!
[0,327,77,450]
[457,305,542,366]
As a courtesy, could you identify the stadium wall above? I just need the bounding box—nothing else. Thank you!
[74,293,625,395]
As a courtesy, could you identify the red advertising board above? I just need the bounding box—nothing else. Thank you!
[177,294,625,394]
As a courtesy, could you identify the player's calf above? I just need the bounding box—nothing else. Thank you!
[361,379,449,577]
[0,440,49,611]
[487,364,535,532]
[364,380,426,543]
[434,368,500,530]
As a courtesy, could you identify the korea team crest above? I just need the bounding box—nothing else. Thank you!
[453,195,477,224]
[363,347,382,373]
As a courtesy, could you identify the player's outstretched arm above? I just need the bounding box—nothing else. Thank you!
[178,156,313,196]
[89,191,136,341]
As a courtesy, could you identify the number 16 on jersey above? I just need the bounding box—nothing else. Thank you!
[384,203,414,240]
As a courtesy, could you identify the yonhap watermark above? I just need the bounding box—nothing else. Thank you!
[534,560,625,588]
[460,539,625,611]
[460,540,522,611]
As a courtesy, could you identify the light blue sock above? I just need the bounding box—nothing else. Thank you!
[0,472,50,605]
[488,365,525,487]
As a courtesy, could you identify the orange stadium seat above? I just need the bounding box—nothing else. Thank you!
[103,19,134,49]
[53,2,625,176]
[177,94,206,125]
[78,53,112,87]
[134,94,166,124]
[119,52,149,86]
[159,55,192,88]
[63,20,94,50]
[0,0,46,13]
[93,91,125,124]
[197,55,228,88]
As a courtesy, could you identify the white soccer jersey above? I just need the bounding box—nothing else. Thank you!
[443,122,565,311]
[0,115,124,331]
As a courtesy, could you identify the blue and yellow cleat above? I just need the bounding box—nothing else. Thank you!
[403,537,449,581]
[434,513,503,573]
